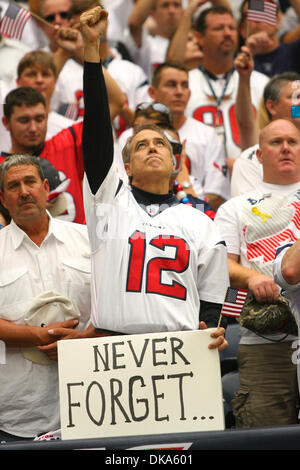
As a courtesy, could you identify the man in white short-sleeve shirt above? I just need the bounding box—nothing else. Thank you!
[215,118,300,428]
[0,154,91,441]
[186,6,269,165]
[231,71,300,197]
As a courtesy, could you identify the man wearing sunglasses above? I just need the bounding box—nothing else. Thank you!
[38,0,72,53]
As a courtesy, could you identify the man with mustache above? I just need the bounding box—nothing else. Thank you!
[0,153,91,442]
[184,6,269,172]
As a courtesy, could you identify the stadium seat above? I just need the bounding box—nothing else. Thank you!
[220,322,240,376]
[222,370,240,428]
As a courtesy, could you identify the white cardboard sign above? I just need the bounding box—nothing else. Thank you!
[58,329,225,440]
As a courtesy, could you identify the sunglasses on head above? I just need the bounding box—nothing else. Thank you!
[135,102,172,119]
[43,11,69,23]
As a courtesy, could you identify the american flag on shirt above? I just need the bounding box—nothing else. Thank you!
[221,287,248,317]
[0,1,31,41]
[247,0,277,26]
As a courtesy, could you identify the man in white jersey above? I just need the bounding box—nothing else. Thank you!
[186,6,269,168]
[148,62,230,210]
[70,7,229,348]
[215,118,300,427]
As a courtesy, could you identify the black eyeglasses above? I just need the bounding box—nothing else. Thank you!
[135,102,172,120]
[164,130,182,156]
[43,11,70,23]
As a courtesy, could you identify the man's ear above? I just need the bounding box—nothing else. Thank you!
[0,190,7,209]
[43,178,50,198]
[148,85,156,100]
[2,116,10,132]
[124,162,132,177]
[256,147,263,164]
[265,99,276,118]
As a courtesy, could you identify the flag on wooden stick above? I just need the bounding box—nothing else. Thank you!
[247,0,277,26]
[0,1,31,40]
[221,287,248,318]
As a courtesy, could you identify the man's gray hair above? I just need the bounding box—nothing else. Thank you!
[264,72,300,119]
[0,154,44,191]
[121,123,173,164]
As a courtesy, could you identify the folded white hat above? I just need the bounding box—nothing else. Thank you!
[21,291,81,365]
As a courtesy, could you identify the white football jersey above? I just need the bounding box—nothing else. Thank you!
[83,166,229,334]
[179,117,230,200]
[231,144,263,197]
[186,68,269,159]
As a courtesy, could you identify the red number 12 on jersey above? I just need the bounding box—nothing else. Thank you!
[126,230,190,300]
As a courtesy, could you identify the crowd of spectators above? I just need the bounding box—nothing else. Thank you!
[1,0,300,443]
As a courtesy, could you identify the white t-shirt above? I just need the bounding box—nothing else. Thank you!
[83,165,229,335]
[0,216,91,438]
[215,181,300,344]
[230,144,263,197]
[186,68,269,160]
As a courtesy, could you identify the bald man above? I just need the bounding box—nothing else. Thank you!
[215,118,300,428]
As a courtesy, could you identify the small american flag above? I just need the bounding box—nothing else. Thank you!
[0,1,31,40]
[247,0,277,26]
[221,287,248,317]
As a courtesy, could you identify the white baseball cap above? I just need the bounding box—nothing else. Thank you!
[21,291,81,365]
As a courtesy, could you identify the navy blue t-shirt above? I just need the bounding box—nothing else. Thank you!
[254,39,300,77]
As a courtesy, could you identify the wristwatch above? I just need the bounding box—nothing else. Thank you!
[182,181,192,189]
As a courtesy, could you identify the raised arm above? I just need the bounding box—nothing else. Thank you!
[281,0,300,44]
[234,46,258,150]
[167,0,205,66]
[167,0,232,66]
[81,7,114,195]
[128,0,156,48]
